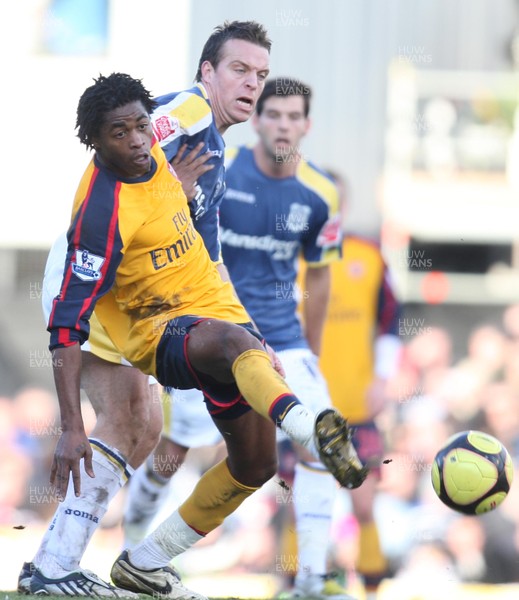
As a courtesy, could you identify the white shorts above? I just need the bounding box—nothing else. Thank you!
[43,233,156,382]
[162,387,223,448]
[162,347,332,448]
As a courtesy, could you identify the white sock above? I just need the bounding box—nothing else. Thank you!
[35,439,133,576]
[123,457,171,549]
[129,511,203,569]
[279,404,317,456]
[293,461,337,587]
[31,514,57,567]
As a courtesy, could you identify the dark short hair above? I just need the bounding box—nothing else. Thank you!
[76,73,157,149]
[256,77,312,117]
[195,20,271,81]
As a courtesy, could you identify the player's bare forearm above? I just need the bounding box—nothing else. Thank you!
[51,344,93,498]
[52,344,83,429]
[303,265,331,356]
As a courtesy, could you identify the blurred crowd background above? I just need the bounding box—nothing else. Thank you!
[2,0,519,598]
[3,314,519,596]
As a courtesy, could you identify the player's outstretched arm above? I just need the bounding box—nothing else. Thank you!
[51,343,94,499]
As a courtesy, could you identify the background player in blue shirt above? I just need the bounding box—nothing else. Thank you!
[124,78,365,600]
[151,22,269,265]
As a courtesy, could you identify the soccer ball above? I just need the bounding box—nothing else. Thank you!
[431,430,514,515]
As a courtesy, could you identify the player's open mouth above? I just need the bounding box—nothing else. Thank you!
[275,138,292,150]
[237,97,253,109]
[134,153,150,165]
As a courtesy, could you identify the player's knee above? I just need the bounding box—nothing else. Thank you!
[144,409,163,449]
[232,453,278,488]
[220,322,264,363]
[127,390,162,451]
[148,398,164,442]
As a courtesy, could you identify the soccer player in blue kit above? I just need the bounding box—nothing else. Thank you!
[124,78,365,599]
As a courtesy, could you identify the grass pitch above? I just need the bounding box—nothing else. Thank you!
[2,595,297,600]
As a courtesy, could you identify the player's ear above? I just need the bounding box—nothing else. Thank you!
[200,60,214,83]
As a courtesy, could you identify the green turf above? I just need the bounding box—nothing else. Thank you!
[1,595,305,600]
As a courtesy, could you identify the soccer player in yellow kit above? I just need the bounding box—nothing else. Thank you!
[40,73,366,600]
[19,21,274,599]
[318,172,402,599]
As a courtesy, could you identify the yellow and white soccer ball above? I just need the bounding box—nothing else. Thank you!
[431,430,514,515]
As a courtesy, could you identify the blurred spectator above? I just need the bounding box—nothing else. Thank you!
[436,325,507,423]
[445,515,486,581]
[372,450,426,571]
[502,303,519,341]
[0,396,18,447]
[0,397,36,525]
[390,540,461,598]
[386,326,452,416]
[11,387,59,520]
[479,381,519,460]
[480,507,519,583]
[503,344,519,396]
[5,312,519,590]
[12,386,59,465]
[466,324,508,375]
[0,446,34,525]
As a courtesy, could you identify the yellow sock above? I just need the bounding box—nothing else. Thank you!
[178,459,258,534]
[232,349,299,422]
[357,521,388,587]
